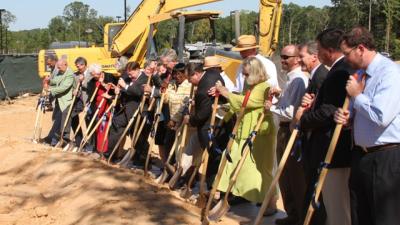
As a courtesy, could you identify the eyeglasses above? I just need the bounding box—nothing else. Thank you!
[343,47,357,56]
[280,55,298,60]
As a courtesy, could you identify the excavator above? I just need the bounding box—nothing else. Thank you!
[38,0,283,84]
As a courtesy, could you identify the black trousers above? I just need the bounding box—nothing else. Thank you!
[47,101,71,145]
[350,146,400,225]
[71,100,84,146]
[277,125,306,222]
[301,133,327,225]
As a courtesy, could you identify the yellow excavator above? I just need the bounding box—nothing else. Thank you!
[38,0,223,78]
[38,0,283,82]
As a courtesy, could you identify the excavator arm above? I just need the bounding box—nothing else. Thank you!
[111,0,222,57]
[258,0,282,57]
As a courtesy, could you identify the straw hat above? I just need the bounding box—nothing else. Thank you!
[203,56,221,69]
[232,35,260,51]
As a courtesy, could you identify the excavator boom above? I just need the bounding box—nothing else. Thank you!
[111,0,222,56]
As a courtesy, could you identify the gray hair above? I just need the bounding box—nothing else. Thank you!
[300,41,318,55]
[115,56,129,72]
[88,64,102,74]
[47,53,58,62]
[160,48,177,62]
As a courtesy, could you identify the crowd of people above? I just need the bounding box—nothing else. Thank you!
[37,26,400,225]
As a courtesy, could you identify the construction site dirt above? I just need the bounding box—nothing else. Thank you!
[0,95,285,225]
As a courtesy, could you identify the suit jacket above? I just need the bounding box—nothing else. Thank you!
[189,68,225,148]
[299,58,355,169]
[307,64,329,95]
[49,67,74,111]
[113,72,150,128]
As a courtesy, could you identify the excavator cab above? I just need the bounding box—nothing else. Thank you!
[147,10,221,63]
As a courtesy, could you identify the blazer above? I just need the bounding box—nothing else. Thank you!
[113,72,150,128]
[307,64,329,95]
[299,58,355,169]
[49,67,74,111]
[189,68,225,148]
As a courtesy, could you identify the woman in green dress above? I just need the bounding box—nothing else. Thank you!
[213,56,277,204]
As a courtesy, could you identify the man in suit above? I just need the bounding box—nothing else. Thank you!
[299,42,329,95]
[42,58,74,146]
[292,41,329,225]
[183,56,225,149]
[298,28,354,225]
[109,61,152,163]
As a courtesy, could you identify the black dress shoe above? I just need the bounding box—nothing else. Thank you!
[228,196,250,206]
[275,216,298,225]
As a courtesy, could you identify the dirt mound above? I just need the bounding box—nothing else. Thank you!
[0,96,239,225]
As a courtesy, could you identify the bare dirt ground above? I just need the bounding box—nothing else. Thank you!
[0,95,284,225]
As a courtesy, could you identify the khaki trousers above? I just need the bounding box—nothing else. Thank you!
[321,167,351,225]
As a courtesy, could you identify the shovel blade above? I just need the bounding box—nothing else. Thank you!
[197,193,207,209]
[179,186,192,199]
[54,141,63,149]
[157,170,169,184]
[165,163,176,174]
[168,167,182,190]
[62,143,70,151]
[208,199,230,222]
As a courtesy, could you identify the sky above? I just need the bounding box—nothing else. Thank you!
[1,0,332,31]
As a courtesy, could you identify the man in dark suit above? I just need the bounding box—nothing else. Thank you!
[297,29,355,225]
[107,61,150,160]
[292,41,329,225]
[182,57,226,188]
[183,56,225,149]
[299,42,329,95]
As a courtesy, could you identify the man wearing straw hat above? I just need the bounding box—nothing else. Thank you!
[232,35,278,92]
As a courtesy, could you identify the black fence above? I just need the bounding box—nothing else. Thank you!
[0,54,42,99]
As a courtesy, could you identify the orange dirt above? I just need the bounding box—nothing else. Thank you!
[0,95,242,225]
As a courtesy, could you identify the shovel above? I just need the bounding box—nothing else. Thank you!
[117,96,155,167]
[166,86,195,188]
[32,89,47,143]
[253,99,313,225]
[77,96,118,152]
[107,107,140,164]
[98,93,120,159]
[179,165,199,199]
[79,83,112,149]
[156,124,183,184]
[63,85,99,151]
[144,93,166,176]
[117,74,153,167]
[208,111,265,222]
[202,90,251,224]
[54,82,81,149]
[302,72,361,225]
[197,93,220,209]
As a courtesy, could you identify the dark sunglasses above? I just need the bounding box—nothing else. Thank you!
[280,55,297,60]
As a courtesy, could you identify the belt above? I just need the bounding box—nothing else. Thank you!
[279,122,291,127]
[361,143,400,153]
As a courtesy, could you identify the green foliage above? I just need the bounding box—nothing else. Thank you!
[4,0,400,60]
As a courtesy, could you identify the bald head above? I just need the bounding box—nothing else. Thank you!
[280,44,301,72]
[282,45,299,56]
[56,59,68,73]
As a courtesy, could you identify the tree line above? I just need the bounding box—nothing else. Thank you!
[1,0,400,59]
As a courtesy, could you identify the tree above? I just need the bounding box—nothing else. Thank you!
[48,16,68,42]
[382,0,400,52]
[63,1,98,43]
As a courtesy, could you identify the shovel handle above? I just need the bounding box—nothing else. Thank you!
[203,90,252,218]
[302,72,361,225]
[242,90,251,107]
